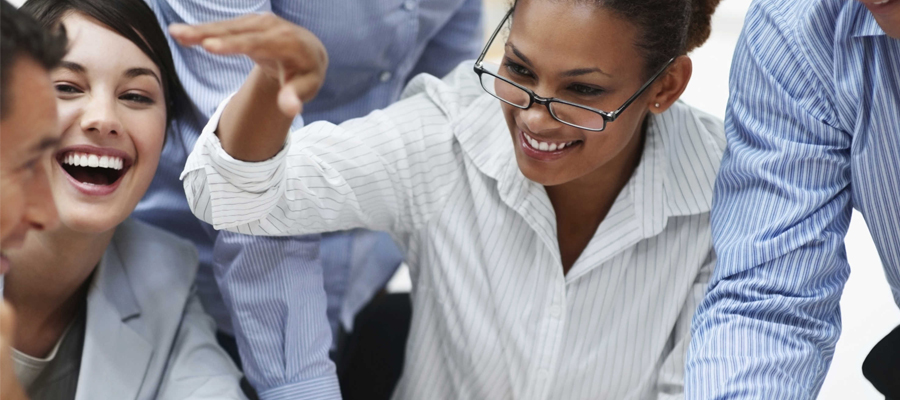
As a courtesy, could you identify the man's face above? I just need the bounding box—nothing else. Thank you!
[0,55,60,273]
[859,0,900,38]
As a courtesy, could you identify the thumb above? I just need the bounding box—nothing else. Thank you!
[277,85,302,117]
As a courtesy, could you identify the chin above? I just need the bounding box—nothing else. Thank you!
[515,156,574,187]
[58,205,128,234]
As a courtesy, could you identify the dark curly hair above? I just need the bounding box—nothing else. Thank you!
[0,0,67,119]
[513,0,722,78]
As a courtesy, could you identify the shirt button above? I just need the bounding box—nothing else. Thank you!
[401,0,416,11]
[379,71,393,82]
[549,305,562,318]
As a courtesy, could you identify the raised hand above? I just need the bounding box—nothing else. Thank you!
[169,13,328,117]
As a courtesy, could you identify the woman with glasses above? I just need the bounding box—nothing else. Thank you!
[176,0,723,398]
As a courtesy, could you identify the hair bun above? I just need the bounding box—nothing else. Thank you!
[686,0,722,52]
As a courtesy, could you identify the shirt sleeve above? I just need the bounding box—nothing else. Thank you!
[213,231,341,400]
[181,74,464,237]
[156,292,247,400]
[656,249,715,400]
[685,2,853,399]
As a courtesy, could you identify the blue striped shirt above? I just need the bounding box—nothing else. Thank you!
[685,0,900,398]
[134,1,482,399]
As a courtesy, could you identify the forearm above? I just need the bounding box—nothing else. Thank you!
[218,67,294,162]
[213,232,340,399]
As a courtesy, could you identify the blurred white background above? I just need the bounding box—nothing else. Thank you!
[11,0,895,396]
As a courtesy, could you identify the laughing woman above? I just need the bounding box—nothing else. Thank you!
[3,0,245,398]
[179,0,723,398]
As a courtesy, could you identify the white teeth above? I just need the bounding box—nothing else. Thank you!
[61,152,124,170]
[523,131,576,153]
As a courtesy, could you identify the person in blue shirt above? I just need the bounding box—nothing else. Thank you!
[134,1,482,398]
[685,0,900,398]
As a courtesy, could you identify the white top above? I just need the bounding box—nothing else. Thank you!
[182,62,726,400]
[13,320,75,388]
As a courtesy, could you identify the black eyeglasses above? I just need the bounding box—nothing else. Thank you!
[473,8,675,132]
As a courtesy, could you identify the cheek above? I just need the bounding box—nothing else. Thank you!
[0,176,25,237]
[56,100,83,131]
[126,111,166,172]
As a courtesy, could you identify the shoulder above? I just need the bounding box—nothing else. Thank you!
[741,0,858,77]
[659,101,726,162]
[400,60,486,117]
[654,102,725,215]
[110,218,199,298]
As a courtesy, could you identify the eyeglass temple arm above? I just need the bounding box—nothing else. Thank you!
[607,57,676,121]
[475,8,515,67]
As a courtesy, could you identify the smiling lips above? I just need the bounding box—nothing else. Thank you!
[56,148,131,193]
[522,131,579,152]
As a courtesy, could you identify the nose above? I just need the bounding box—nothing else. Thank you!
[23,160,60,232]
[519,100,561,135]
[79,95,123,136]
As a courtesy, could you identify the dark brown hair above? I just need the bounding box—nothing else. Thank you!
[513,0,722,77]
[21,0,188,127]
[0,0,67,118]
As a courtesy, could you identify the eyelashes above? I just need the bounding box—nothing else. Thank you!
[54,84,156,105]
[502,59,606,98]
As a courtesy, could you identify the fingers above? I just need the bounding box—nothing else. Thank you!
[169,13,273,46]
[277,86,302,117]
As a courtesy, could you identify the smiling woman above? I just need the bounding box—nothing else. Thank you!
[1,0,245,399]
[177,0,725,398]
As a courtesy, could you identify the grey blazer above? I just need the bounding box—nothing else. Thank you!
[72,218,245,400]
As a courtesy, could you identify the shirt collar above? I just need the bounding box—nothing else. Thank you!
[851,2,887,38]
[456,96,722,233]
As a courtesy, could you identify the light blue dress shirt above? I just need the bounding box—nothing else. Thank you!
[685,0,900,398]
[134,1,482,399]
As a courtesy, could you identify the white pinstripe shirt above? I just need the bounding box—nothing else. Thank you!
[182,63,725,400]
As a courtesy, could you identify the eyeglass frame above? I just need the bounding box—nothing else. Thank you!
[472,8,676,132]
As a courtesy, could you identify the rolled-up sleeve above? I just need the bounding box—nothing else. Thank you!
[685,2,852,399]
[182,71,466,238]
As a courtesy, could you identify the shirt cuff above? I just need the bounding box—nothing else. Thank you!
[181,93,295,230]
[258,375,342,400]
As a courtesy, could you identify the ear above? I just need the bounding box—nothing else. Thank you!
[648,55,692,114]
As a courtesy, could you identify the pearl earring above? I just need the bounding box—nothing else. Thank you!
[654,103,660,108]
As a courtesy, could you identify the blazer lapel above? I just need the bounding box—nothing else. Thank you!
[75,239,154,400]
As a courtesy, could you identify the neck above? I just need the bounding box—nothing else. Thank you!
[547,118,646,226]
[546,118,646,272]
[4,226,114,357]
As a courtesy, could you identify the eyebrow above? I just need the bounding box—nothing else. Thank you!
[124,67,161,85]
[506,43,612,78]
[59,61,86,74]
[59,62,161,85]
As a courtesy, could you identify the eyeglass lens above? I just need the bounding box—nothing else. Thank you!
[479,65,607,130]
